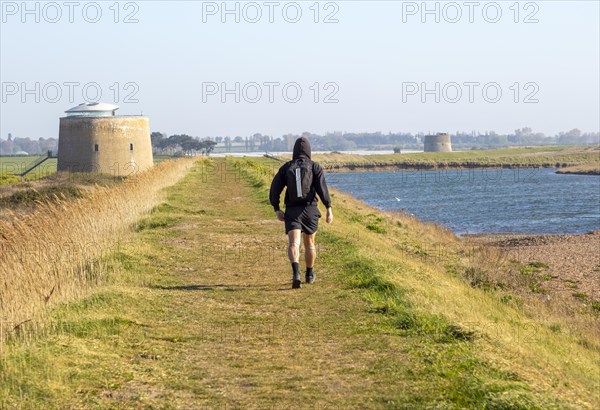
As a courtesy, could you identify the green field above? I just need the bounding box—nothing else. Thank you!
[0,156,57,185]
[0,155,180,186]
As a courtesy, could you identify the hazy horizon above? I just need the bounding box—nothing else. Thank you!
[1,1,599,139]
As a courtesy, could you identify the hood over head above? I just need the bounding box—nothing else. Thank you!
[292,137,312,160]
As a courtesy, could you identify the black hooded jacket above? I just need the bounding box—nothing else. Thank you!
[269,137,331,211]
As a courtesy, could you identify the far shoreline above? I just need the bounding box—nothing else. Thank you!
[461,230,600,239]
[555,163,600,175]
[307,146,600,175]
[317,158,600,175]
[321,163,597,174]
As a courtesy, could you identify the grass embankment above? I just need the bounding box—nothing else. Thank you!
[0,158,196,332]
[311,145,600,172]
[0,173,125,212]
[1,158,598,408]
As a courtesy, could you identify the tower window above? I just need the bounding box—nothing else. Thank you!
[94,144,99,152]
[130,143,134,151]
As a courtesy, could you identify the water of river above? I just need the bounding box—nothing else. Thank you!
[327,168,600,235]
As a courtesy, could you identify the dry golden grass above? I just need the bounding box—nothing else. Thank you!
[0,172,121,201]
[0,158,197,337]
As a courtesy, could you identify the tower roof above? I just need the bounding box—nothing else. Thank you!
[65,102,119,114]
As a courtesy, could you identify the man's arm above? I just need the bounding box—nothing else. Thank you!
[313,163,331,209]
[269,165,286,212]
[314,163,333,223]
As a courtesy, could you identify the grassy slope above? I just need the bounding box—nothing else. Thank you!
[1,158,597,408]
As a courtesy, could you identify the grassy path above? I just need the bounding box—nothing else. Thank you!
[1,158,597,408]
[3,158,404,408]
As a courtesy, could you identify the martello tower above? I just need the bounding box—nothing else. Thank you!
[58,103,153,176]
[424,133,452,152]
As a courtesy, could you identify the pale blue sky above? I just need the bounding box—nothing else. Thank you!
[1,0,599,139]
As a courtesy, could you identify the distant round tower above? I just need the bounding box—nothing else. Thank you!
[424,133,452,152]
[58,103,153,176]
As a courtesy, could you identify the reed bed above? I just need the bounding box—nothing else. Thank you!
[0,158,197,339]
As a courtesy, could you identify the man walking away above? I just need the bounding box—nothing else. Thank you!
[269,137,333,289]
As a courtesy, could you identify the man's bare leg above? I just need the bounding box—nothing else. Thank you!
[288,229,301,263]
[288,229,302,288]
[303,232,316,268]
[303,232,317,283]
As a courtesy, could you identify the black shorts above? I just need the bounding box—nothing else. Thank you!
[284,205,321,234]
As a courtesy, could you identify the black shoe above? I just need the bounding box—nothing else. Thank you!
[292,273,302,289]
[305,272,315,284]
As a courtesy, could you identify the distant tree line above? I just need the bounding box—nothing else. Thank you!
[0,134,58,155]
[1,127,598,156]
[204,128,600,152]
[151,132,217,156]
[450,128,599,148]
